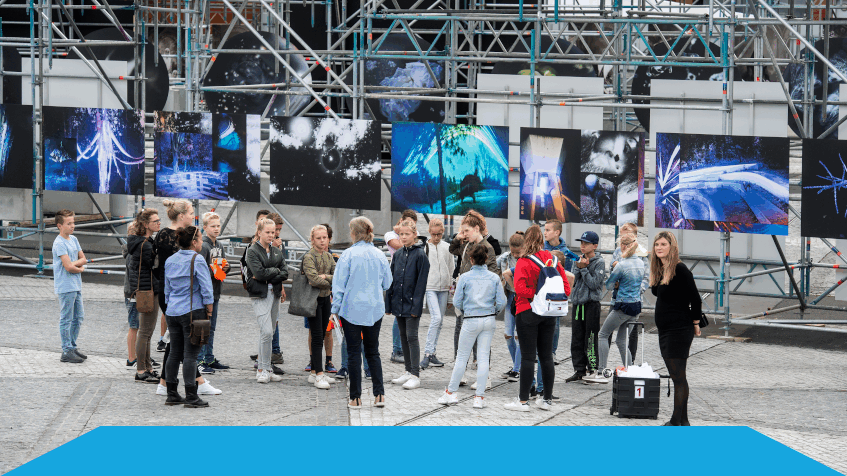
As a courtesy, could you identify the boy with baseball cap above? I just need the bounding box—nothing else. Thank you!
[565,231,605,383]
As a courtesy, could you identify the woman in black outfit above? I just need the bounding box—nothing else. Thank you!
[650,231,701,426]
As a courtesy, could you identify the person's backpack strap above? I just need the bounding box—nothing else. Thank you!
[528,254,545,269]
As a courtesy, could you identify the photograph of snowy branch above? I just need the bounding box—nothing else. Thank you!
[655,132,789,235]
[0,104,34,190]
[153,111,260,201]
[269,116,381,210]
[42,106,145,195]
[802,140,847,239]
[391,123,509,218]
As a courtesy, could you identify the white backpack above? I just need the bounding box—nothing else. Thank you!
[528,255,569,316]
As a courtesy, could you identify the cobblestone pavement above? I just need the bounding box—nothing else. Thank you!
[0,276,844,475]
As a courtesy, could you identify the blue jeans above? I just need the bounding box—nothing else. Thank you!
[393,317,402,354]
[423,290,448,355]
[447,316,495,396]
[197,299,219,364]
[58,291,84,353]
[125,298,139,329]
[341,334,370,372]
[272,322,281,355]
[504,293,521,372]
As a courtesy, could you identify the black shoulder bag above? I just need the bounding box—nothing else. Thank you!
[189,253,211,346]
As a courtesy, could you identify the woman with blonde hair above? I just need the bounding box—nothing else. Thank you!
[585,233,646,384]
[385,219,429,390]
[245,218,289,383]
[301,224,337,389]
[332,216,393,408]
[650,231,702,426]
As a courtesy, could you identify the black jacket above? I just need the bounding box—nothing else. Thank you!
[385,240,430,317]
[245,241,288,299]
[126,235,159,295]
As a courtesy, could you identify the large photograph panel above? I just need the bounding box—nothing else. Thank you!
[656,132,789,235]
[802,140,847,239]
[0,104,34,190]
[580,130,645,226]
[519,128,581,222]
[391,123,509,218]
[269,117,381,211]
[42,106,145,195]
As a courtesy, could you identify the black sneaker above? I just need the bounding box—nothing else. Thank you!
[60,351,84,364]
[250,354,258,361]
[209,360,230,370]
[272,365,285,376]
[272,353,284,364]
[505,370,519,382]
[420,354,431,370]
[390,352,404,363]
[73,349,88,360]
[565,370,586,383]
[529,385,538,398]
[151,358,161,368]
[126,359,137,367]
[135,371,158,383]
[198,364,215,374]
[428,354,445,367]
[156,341,166,352]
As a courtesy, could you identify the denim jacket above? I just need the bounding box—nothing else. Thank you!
[164,250,215,316]
[454,265,507,318]
[611,244,649,298]
[605,255,646,304]
[331,241,393,326]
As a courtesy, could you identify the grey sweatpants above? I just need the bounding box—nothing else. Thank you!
[252,293,279,372]
[597,308,636,370]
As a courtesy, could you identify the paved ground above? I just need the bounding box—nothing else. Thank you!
[0,274,845,475]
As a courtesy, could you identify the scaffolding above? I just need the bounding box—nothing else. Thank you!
[0,0,845,334]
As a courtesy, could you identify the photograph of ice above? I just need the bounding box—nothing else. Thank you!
[0,104,34,190]
[580,130,645,226]
[153,111,259,202]
[269,116,381,211]
[42,106,145,195]
[802,140,847,239]
[518,128,582,222]
[391,123,509,218]
[656,132,789,235]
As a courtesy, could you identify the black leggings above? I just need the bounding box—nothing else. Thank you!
[396,316,421,377]
[515,310,555,401]
[165,312,201,385]
[664,357,690,425]
[308,296,331,373]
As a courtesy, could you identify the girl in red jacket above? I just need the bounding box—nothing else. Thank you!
[504,225,571,412]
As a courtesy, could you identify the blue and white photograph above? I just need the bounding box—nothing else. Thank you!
[391,123,509,218]
[154,131,227,200]
[0,104,34,190]
[802,139,847,239]
[44,138,77,192]
[42,106,145,195]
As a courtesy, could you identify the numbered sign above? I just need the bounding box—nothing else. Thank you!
[634,385,645,399]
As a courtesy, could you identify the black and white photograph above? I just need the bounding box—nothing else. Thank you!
[802,139,847,239]
[269,116,382,210]
[580,130,645,226]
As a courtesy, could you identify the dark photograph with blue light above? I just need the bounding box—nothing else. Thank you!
[269,116,382,210]
[212,113,261,203]
[656,132,789,235]
[519,128,582,222]
[0,103,34,190]
[42,106,145,195]
[43,138,77,192]
[391,123,509,218]
[802,140,847,239]
[154,131,227,200]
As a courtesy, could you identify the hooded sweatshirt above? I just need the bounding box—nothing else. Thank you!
[570,254,605,305]
[385,239,430,317]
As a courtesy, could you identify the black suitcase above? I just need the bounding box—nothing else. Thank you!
[610,322,661,419]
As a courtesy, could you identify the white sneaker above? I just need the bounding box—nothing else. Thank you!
[198,381,223,395]
[504,398,530,412]
[257,370,270,384]
[437,389,458,405]
[535,399,552,411]
[473,396,486,409]
[392,372,412,385]
[584,370,609,384]
[323,374,336,384]
[269,372,283,382]
[156,383,167,396]
[314,374,331,389]
[308,373,316,383]
[402,375,421,389]
[459,372,468,386]
[470,376,492,391]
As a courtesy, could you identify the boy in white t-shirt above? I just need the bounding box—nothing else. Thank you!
[51,209,87,364]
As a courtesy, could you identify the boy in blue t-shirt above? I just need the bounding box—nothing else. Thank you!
[51,209,87,363]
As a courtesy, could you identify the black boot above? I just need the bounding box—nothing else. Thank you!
[165,381,185,406]
[184,384,209,408]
